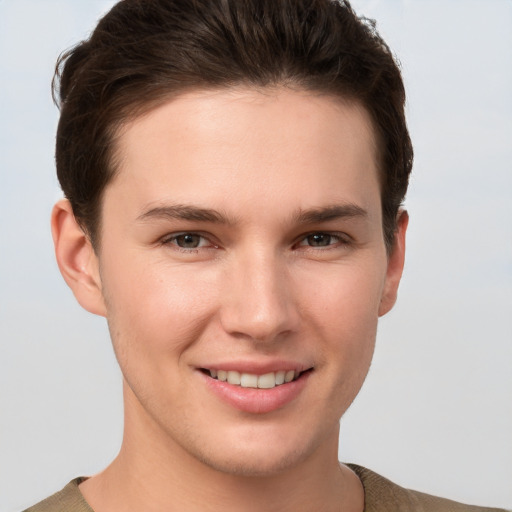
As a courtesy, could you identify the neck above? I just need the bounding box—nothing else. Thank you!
[79,383,363,512]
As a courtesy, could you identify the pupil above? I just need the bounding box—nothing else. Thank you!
[308,234,330,246]
[177,234,200,248]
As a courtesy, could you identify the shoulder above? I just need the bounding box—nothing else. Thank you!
[22,478,93,512]
[347,464,510,512]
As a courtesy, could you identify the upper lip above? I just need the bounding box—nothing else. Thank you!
[196,360,312,375]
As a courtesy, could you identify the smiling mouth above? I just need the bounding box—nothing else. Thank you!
[201,369,312,389]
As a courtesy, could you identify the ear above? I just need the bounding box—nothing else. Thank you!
[51,199,107,317]
[378,210,408,317]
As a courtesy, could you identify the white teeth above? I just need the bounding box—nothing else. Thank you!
[227,371,241,385]
[240,373,258,388]
[209,369,300,388]
[257,372,276,389]
[284,370,295,383]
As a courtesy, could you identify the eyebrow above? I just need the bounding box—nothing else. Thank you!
[294,204,368,224]
[136,202,367,225]
[136,204,235,224]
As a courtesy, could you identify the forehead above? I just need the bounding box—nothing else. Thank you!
[108,87,381,223]
[117,87,378,161]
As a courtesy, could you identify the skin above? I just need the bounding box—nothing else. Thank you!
[52,87,407,512]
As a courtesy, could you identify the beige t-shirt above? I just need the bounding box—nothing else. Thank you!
[23,464,510,512]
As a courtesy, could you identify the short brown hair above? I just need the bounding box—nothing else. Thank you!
[53,0,413,250]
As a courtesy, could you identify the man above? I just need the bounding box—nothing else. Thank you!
[24,0,509,511]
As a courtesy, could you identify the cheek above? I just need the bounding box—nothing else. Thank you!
[302,259,386,330]
[300,261,385,388]
[102,258,220,361]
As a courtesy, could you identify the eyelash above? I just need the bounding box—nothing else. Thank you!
[160,232,217,252]
[295,232,351,250]
[160,231,351,252]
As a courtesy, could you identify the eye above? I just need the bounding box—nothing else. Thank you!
[297,232,347,248]
[162,232,212,250]
[304,233,335,247]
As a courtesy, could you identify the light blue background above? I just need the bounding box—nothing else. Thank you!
[1,1,511,510]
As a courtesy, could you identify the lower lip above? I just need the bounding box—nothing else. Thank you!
[200,371,311,414]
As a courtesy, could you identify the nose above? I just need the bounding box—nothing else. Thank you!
[219,250,299,343]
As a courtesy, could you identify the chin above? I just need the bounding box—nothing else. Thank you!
[180,422,328,478]
[195,445,311,477]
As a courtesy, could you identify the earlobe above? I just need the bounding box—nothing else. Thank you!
[378,210,408,317]
[51,199,107,317]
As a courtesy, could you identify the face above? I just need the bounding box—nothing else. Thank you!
[83,88,404,475]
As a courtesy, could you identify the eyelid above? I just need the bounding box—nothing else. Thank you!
[160,231,218,250]
[158,230,352,251]
[294,231,352,249]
